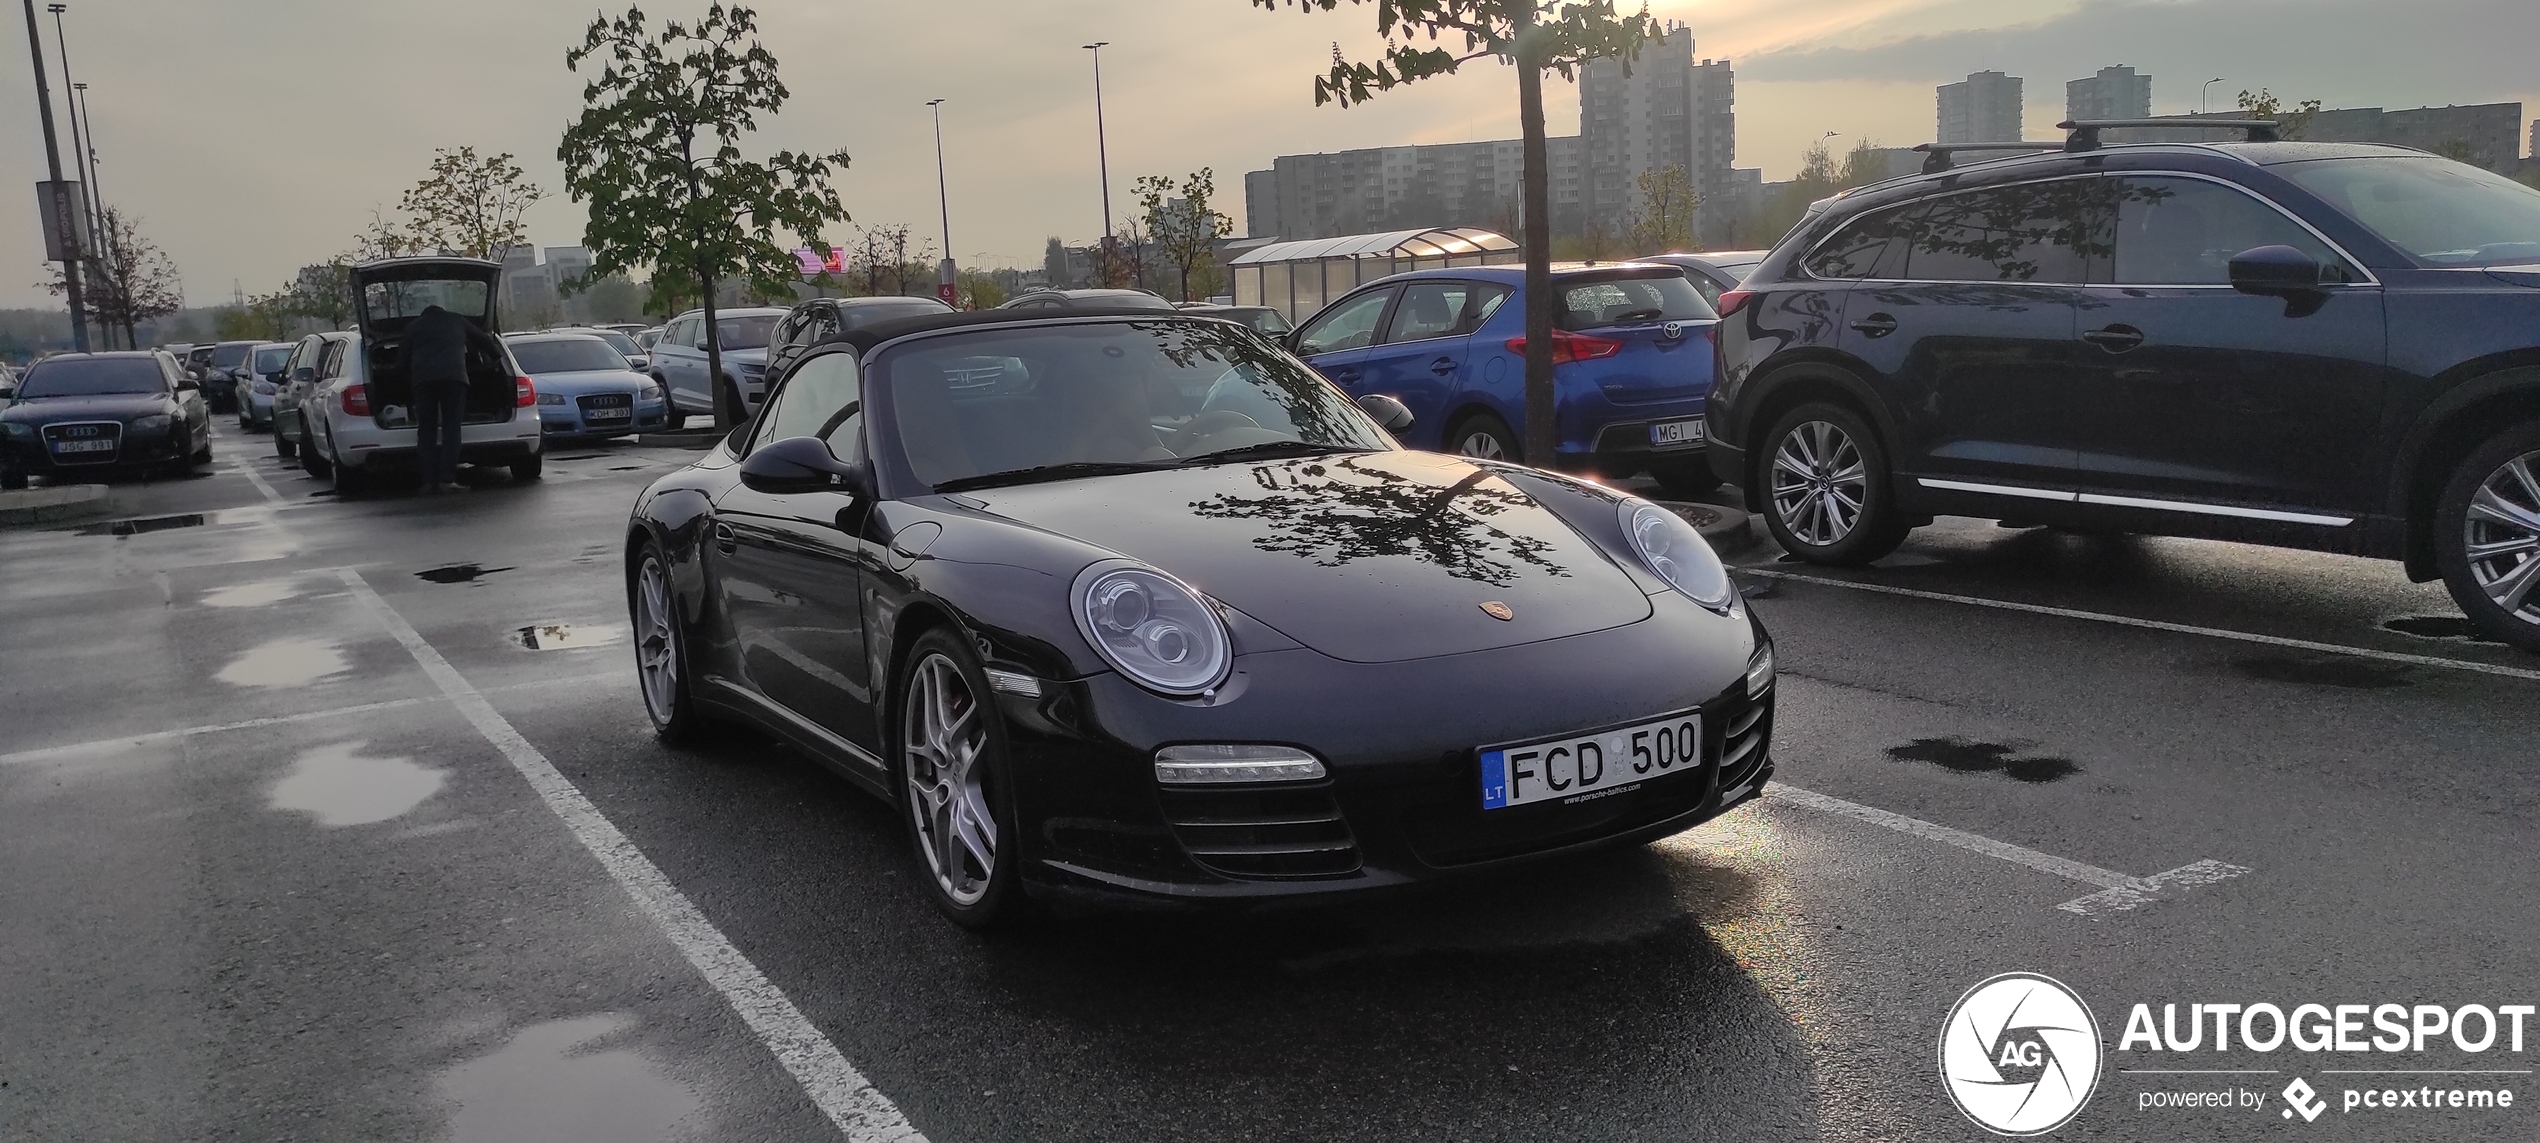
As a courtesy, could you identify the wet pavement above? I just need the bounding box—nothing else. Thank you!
[0,422,2532,1141]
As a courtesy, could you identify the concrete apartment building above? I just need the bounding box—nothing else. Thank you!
[1937,71,2024,143]
[1241,25,1734,242]
[2067,65,2153,122]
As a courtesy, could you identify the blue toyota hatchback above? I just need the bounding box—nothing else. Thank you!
[1290,263,1722,495]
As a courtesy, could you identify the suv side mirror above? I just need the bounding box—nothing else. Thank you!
[739,435,870,497]
[1357,392,1415,433]
[175,376,199,392]
[2228,245,2324,296]
[292,367,317,385]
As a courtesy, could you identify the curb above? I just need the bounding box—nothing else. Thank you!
[1651,498,1761,557]
[0,484,116,528]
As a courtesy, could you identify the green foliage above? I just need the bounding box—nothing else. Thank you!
[957,269,1005,310]
[1136,168,1235,302]
[557,3,851,424]
[43,208,183,347]
[1743,138,1890,247]
[1253,0,1659,107]
[398,147,543,261]
[288,259,355,330]
[2237,89,2322,140]
[1628,163,1698,253]
[1042,237,1070,289]
[582,275,648,322]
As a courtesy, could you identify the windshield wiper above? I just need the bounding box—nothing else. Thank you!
[1173,440,1378,466]
[1610,307,1668,323]
[932,460,1173,493]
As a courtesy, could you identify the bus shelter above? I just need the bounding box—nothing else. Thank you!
[1228,227,1519,323]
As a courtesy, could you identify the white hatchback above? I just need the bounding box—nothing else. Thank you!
[299,258,543,493]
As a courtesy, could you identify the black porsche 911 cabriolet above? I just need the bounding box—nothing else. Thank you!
[625,307,1775,927]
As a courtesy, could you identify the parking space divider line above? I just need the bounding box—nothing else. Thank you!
[1737,568,2540,683]
[333,568,925,1143]
[1770,783,2138,888]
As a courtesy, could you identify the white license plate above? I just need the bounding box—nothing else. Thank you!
[51,439,114,453]
[586,408,631,420]
[1479,710,1702,810]
[1649,419,1706,447]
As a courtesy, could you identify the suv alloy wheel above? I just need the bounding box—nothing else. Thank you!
[1759,401,1910,565]
[2436,421,2540,653]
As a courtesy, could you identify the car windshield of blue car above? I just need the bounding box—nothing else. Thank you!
[1557,272,1718,329]
[877,320,1394,491]
[2278,156,2540,268]
[18,358,165,398]
[511,339,629,374]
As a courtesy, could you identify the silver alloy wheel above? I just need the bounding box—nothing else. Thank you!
[1458,429,1506,460]
[904,652,996,906]
[1770,420,1868,546]
[634,554,681,725]
[2463,448,2540,625]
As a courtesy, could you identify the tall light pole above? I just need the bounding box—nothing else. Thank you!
[48,3,105,344]
[927,98,955,307]
[21,0,87,350]
[1084,42,1113,285]
[2202,77,2225,116]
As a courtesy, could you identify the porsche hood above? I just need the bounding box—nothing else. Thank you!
[960,451,1653,664]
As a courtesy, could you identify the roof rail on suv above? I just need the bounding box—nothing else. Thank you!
[1908,141,2064,174]
[2059,117,2280,152]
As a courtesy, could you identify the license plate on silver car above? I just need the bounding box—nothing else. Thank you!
[1649,419,1705,447]
[1479,710,1702,810]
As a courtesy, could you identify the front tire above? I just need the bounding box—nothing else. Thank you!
[275,432,297,460]
[630,542,708,743]
[1757,401,1909,565]
[1447,411,1520,464]
[897,628,1029,930]
[2436,421,2540,653]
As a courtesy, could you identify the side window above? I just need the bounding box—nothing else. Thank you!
[1462,283,1512,331]
[1383,281,1474,344]
[1806,204,1913,279]
[1892,181,2103,283]
[318,340,345,379]
[813,306,843,339]
[772,310,805,346]
[2112,176,2349,285]
[1295,288,1395,356]
[751,352,864,461]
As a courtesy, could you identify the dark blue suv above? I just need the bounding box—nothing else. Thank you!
[1291,264,1721,495]
[1709,133,2540,652]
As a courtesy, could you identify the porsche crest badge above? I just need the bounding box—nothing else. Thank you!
[1479,601,1514,621]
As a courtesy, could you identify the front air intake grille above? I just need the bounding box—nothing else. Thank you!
[1159,785,1361,879]
[1718,698,1772,793]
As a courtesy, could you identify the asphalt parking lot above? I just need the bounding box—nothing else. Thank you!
[3,424,2533,1142]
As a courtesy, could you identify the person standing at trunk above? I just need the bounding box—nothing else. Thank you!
[396,304,502,492]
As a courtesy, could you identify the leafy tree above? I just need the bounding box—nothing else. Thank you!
[1627,162,1698,253]
[1253,0,1660,464]
[582,274,648,322]
[1108,214,1152,291]
[288,259,356,330]
[1042,236,1071,288]
[352,210,422,262]
[957,269,1005,309]
[2237,89,2322,140]
[558,4,852,427]
[1135,168,1235,302]
[399,147,544,262]
[43,207,182,349]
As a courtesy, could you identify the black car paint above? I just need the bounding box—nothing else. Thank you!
[1708,142,2540,578]
[628,314,1772,908]
[0,356,210,478]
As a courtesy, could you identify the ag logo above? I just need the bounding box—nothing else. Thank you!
[1939,973,2103,1136]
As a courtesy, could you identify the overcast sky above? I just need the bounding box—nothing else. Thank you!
[4,0,2535,309]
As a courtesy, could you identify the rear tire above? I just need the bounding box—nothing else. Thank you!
[1756,401,1910,565]
[1650,457,1723,498]
[897,627,1032,930]
[331,452,368,496]
[629,541,709,744]
[509,453,544,482]
[301,438,330,478]
[1446,411,1520,464]
[2435,420,2540,654]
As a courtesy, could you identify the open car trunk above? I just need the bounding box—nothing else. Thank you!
[350,257,516,428]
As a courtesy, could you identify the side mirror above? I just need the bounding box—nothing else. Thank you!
[739,435,869,497]
[175,377,199,392]
[1282,329,1305,353]
[292,367,316,385]
[1357,392,1415,433]
[2228,245,2324,296]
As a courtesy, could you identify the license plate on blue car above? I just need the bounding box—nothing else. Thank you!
[1479,710,1702,810]
[1649,419,1705,447]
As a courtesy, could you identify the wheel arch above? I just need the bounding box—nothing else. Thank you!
[1734,359,1898,511]
[2390,365,2540,581]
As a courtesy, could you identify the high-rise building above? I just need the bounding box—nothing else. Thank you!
[1578,25,1736,235]
[2067,65,2153,122]
[1937,71,2024,143]
[1240,136,1583,242]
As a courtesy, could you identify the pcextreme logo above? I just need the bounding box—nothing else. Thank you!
[1939,973,2104,1136]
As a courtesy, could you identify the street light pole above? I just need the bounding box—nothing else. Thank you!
[927,98,955,307]
[20,0,87,351]
[1084,41,1113,285]
[2202,77,2225,116]
[48,5,109,346]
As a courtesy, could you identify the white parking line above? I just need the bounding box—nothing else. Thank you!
[1770,783,2251,916]
[1738,568,2540,683]
[0,672,625,766]
[334,568,924,1143]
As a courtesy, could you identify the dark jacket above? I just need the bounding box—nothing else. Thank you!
[397,306,499,386]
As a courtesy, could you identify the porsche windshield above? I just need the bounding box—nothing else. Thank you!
[876,319,1394,490]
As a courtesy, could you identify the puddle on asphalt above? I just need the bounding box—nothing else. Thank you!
[550,453,610,462]
[1888,736,2080,783]
[437,1014,700,1143]
[517,622,627,651]
[202,578,303,608]
[416,563,514,584]
[608,466,645,472]
[75,513,207,536]
[268,741,446,827]
[2381,615,2499,643]
[215,637,349,688]
[2233,655,2413,689]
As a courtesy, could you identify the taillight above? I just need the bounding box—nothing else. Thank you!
[340,384,369,416]
[516,377,536,408]
[1716,290,1755,317]
[1504,329,1626,366]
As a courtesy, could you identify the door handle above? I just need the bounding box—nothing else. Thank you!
[1429,356,1459,375]
[1848,313,1898,337]
[2082,324,2146,352]
[712,522,736,554]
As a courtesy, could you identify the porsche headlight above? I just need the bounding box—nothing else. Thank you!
[1618,498,1735,611]
[129,414,173,433]
[1072,563,1230,695]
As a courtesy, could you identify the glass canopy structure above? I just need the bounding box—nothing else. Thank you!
[1228,227,1520,321]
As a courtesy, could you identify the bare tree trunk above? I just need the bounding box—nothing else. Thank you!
[1516,15,1557,468]
[701,264,732,430]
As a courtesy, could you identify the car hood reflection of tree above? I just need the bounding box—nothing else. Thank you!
[963,451,1652,664]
